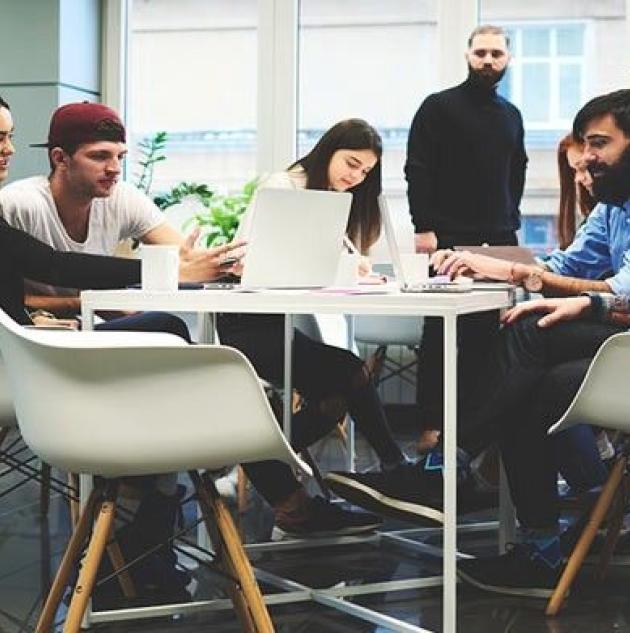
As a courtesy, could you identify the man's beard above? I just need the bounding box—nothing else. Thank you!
[589,145,630,206]
[467,63,507,90]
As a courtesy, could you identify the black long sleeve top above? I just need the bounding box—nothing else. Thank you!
[0,217,140,325]
[404,77,528,236]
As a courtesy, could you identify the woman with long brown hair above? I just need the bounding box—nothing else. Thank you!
[217,120,434,535]
[556,134,596,249]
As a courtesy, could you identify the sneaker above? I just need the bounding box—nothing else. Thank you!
[324,461,445,524]
[274,495,382,537]
[457,544,563,598]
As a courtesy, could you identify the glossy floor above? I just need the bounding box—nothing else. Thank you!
[1,421,630,632]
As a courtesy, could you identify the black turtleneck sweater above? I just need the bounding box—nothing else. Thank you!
[404,77,527,238]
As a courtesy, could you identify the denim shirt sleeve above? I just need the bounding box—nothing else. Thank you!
[545,204,612,280]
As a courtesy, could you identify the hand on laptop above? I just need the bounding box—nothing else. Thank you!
[431,249,512,281]
[179,229,247,282]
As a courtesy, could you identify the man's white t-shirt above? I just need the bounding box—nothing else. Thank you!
[0,175,166,296]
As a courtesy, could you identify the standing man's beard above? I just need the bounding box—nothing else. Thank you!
[589,145,630,206]
[467,63,507,90]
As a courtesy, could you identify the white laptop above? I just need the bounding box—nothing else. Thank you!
[240,188,352,288]
[380,196,511,293]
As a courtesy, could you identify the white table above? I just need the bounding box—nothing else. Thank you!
[81,284,514,633]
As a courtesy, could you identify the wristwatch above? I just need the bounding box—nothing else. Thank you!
[523,267,546,292]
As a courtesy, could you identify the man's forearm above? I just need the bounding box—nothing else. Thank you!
[24,294,81,314]
[511,262,611,296]
[540,271,611,297]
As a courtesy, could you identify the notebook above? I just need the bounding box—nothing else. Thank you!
[240,188,352,288]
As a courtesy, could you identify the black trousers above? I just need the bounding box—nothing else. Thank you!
[461,314,625,529]
[417,230,518,430]
[218,314,404,505]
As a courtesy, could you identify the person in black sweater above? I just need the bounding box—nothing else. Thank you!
[405,26,528,442]
[405,24,527,252]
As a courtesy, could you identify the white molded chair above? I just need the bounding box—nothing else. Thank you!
[546,331,630,615]
[353,315,424,391]
[0,309,310,632]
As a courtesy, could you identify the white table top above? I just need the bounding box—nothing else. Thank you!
[81,283,514,319]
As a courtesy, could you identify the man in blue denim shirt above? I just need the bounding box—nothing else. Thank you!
[329,89,630,598]
[453,89,630,596]
[544,199,630,294]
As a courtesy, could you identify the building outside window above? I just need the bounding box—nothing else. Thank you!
[297,0,439,257]
[481,0,628,254]
[126,0,258,219]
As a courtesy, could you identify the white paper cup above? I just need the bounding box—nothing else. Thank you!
[334,252,361,286]
[140,245,179,292]
[400,253,429,285]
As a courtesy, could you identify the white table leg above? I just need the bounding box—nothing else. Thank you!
[345,315,356,472]
[443,313,457,633]
[283,314,294,439]
[80,303,94,331]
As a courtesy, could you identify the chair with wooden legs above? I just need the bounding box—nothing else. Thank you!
[0,309,311,632]
[545,331,630,616]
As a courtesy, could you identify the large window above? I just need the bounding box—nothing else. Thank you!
[297,1,439,257]
[127,0,258,211]
[481,1,628,253]
[498,23,585,133]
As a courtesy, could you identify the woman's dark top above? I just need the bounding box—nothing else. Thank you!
[0,217,140,325]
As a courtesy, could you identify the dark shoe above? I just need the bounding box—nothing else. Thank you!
[275,495,382,537]
[457,544,563,598]
[325,462,445,524]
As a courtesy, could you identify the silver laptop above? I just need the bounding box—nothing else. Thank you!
[240,188,352,288]
[380,196,510,293]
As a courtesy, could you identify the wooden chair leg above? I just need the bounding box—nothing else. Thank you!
[106,528,137,600]
[546,455,627,616]
[40,462,51,517]
[365,345,387,385]
[595,474,630,581]
[36,488,100,633]
[192,470,274,632]
[237,466,249,515]
[190,471,255,632]
[64,497,118,632]
[68,473,80,529]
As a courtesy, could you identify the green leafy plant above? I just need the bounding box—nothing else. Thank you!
[184,178,258,247]
[153,182,214,211]
[134,131,258,247]
[134,131,167,195]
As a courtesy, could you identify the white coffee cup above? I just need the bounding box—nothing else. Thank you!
[140,245,179,292]
[334,252,360,286]
[400,253,429,285]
